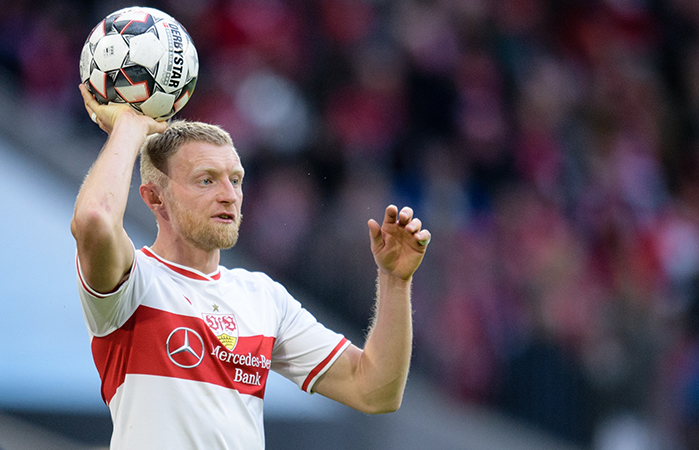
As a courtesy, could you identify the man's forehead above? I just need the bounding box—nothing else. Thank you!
[174,141,241,166]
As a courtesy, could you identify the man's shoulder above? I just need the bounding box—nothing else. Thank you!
[218,266,295,300]
[219,266,275,284]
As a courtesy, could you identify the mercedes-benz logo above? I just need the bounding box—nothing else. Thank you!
[166,327,205,369]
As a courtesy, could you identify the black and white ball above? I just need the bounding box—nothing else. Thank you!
[79,6,198,120]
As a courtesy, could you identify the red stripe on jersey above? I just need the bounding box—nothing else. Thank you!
[76,254,134,298]
[302,337,349,393]
[141,247,221,281]
[92,305,274,404]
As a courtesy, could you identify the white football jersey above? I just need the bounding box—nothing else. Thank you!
[77,245,350,450]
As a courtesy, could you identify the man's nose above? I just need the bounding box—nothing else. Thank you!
[217,178,239,203]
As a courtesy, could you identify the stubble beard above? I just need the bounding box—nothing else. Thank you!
[170,201,241,252]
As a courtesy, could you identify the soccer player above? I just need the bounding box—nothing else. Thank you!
[72,84,431,449]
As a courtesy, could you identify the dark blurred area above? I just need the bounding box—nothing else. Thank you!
[3,0,699,448]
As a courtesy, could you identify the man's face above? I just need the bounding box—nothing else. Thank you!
[162,141,244,252]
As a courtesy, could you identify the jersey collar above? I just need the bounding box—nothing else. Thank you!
[141,247,222,281]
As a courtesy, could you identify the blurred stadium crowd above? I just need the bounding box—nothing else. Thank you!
[4,0,699,448]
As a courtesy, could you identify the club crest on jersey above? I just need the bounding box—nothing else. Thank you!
[203,312,239,351]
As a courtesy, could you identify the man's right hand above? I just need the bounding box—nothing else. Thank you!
[79,83,168,136]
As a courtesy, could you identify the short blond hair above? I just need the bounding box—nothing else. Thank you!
[140,120,234,187]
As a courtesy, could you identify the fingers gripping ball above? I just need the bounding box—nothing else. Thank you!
[79,6,198,120]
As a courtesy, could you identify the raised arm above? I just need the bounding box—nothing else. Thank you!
[313,205,431,414]
[71,84,167,294]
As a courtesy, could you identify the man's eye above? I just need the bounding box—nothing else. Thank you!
[201,179,212,185]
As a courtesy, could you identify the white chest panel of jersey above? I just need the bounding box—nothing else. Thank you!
[77,246,349,450]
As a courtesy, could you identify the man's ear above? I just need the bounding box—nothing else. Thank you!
[140,183,167,219]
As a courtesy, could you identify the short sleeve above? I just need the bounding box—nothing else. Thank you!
[269,285,350,393]
[76,243,149,337]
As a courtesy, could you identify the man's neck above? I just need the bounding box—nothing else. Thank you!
[151,236,221,275]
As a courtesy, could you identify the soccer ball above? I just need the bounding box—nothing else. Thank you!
[79,6,198,120]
